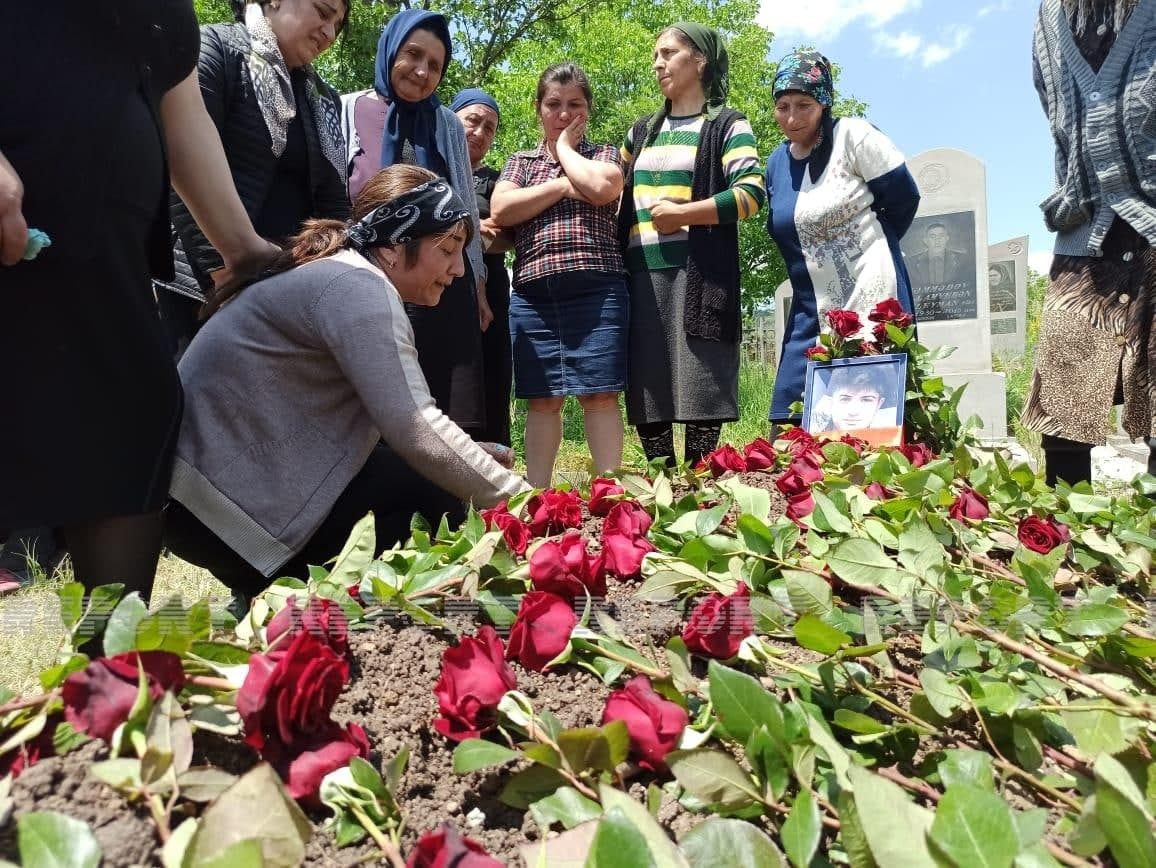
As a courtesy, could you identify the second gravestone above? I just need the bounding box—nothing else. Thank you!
[901,149,1007,440]
[987,235,1029,357]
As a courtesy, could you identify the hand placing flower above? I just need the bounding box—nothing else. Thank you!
[62,651,186,743]
[529,532,607,598]
[1017,515,1070,553]
[433,626,517,742]
[682,583,754,660]
[601,676,688,772]
[506,592,577,672]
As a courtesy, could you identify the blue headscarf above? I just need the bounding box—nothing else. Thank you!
[448,88,500,119]
[373,9,453,171]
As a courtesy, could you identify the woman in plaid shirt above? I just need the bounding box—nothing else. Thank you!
[491,63,627,488]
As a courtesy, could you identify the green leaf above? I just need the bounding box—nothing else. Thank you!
[708,661,782,748]
[500,764,568,809]
[635,570,696,603]
[792,614,851,655]
[186,764,311,868]
[162,817,198,868]
[811,490,854,535]
[586,807,654,868]
[781,788,821,868]
[681,817,787,867]
[557,724,628,774]
[1095,754,1156,868]
[598,783,690,868]
[847,766,936,868]
[928,783,1021,868]
[1062,603,1129,638]
[192,839,265,868]
[832,709,889,735]
[17,812,101,868]
[837,791,879,868]
[1060,701,1142,757]
[784,570,832,616]
[666,749,762,811]
[826,539,902,589]
[937,749,995,792]
[737,514,774,555]
[325,513,377,587]
[176,768,240,803]
[918,669,966,718]
[69,584,123,647]
[452,739,521,774]
[720,480,772,524]
[530,787,602,831]
[102,593,148,655]
[696,502,729,537]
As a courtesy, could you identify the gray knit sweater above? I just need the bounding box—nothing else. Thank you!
[170,250,528,576]
[1033,0,1156,255]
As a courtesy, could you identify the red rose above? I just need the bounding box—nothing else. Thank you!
[506,592,577,671]
[528,532,607,598]
[433,627,517,742]
[681,583,754,660]
[273,723,369,805]
[266,595,349,658]
[864,482,893,501]
[601,501,656,581]
[872,321,889,344]
[588,477,626,517]
[743,438,778,470]
[777,426,824,460]
[839,434,868,454]
[1017,516,1070,553]
[238,631,349,755]
[786,491,816,524]
[775,454,824,498]
[0,712,61,778]
[525,489,583,537]
[899,442,934,467]
[601,676,688,772]
[62,651,186,743]
[825,309,862,338]
[949,487,990,522]
[804,345,829,361]
[407,823,503,868]
[481,502,532,555]
[859,340,882,355]
[703,444,747,477]
[868,298,913,328]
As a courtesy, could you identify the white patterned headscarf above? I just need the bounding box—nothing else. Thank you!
[244,3,346,179]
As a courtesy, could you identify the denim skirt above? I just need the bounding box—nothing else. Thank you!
[510,270,629,399]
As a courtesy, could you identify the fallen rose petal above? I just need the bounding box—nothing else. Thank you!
[602,676,688,772]
[702,444,747,477]
[62,651,186,743]
[528,533,607,598]
[786,490,816,524]
[682,583,753,660]
[588,478,626,517]
[266,595,349,658]
[743,438,777,470]
[525,490,583,537]
[949,487,989,522]
[507,592,577,671]
[407,823,504,868]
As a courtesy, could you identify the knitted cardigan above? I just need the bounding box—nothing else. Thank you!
[340,90,486,285]
[160,24,350,301]
[619,107,745,343]
[1033,0,1156,256]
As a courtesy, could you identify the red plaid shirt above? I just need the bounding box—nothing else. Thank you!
[498,140,624,287]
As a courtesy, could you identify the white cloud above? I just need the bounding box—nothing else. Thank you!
[977,0,1012,17]
[759,0,922,43]
[873,29,923,59]
[918,25,972,66]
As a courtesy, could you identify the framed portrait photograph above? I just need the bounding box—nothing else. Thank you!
[802,354,908,448]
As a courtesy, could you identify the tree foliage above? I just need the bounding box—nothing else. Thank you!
[192,0,867,310]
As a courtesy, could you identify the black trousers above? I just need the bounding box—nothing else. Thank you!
[164,444,466,599]
[1042,434,1156,487]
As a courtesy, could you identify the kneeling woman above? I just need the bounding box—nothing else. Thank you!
[165,165,528,596]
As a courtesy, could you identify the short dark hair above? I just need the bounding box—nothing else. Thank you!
[827,365,888,399]
[535,62,594,109]
[232,0,352,37]
[924,222,948,235]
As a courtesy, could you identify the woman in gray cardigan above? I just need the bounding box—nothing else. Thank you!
[341,9,491,437]
[164,165,527,597]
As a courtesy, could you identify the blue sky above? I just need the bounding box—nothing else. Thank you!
[759,0,1056,273]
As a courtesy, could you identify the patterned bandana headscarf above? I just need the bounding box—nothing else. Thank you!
[244,4,345,179]
[772,50,835,105]
[448,88,500,119]
[345,180,470,250]
[373,9,454,171]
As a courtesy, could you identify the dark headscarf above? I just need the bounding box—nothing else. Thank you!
[773,50,837,184]
[345,179,470,250]
[638,22,730,151]
[373,9,453,171]
[448,88,500,119]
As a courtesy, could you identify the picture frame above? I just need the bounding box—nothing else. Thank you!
[802,353,908,448]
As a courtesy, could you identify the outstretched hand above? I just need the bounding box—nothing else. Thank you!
[0,151,29,267]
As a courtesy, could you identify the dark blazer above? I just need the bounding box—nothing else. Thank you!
[907,248,970,289]
[161,23,349,301]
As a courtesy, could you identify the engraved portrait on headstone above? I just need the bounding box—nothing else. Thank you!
[987,260,1016,313]
[900,211,978,321]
